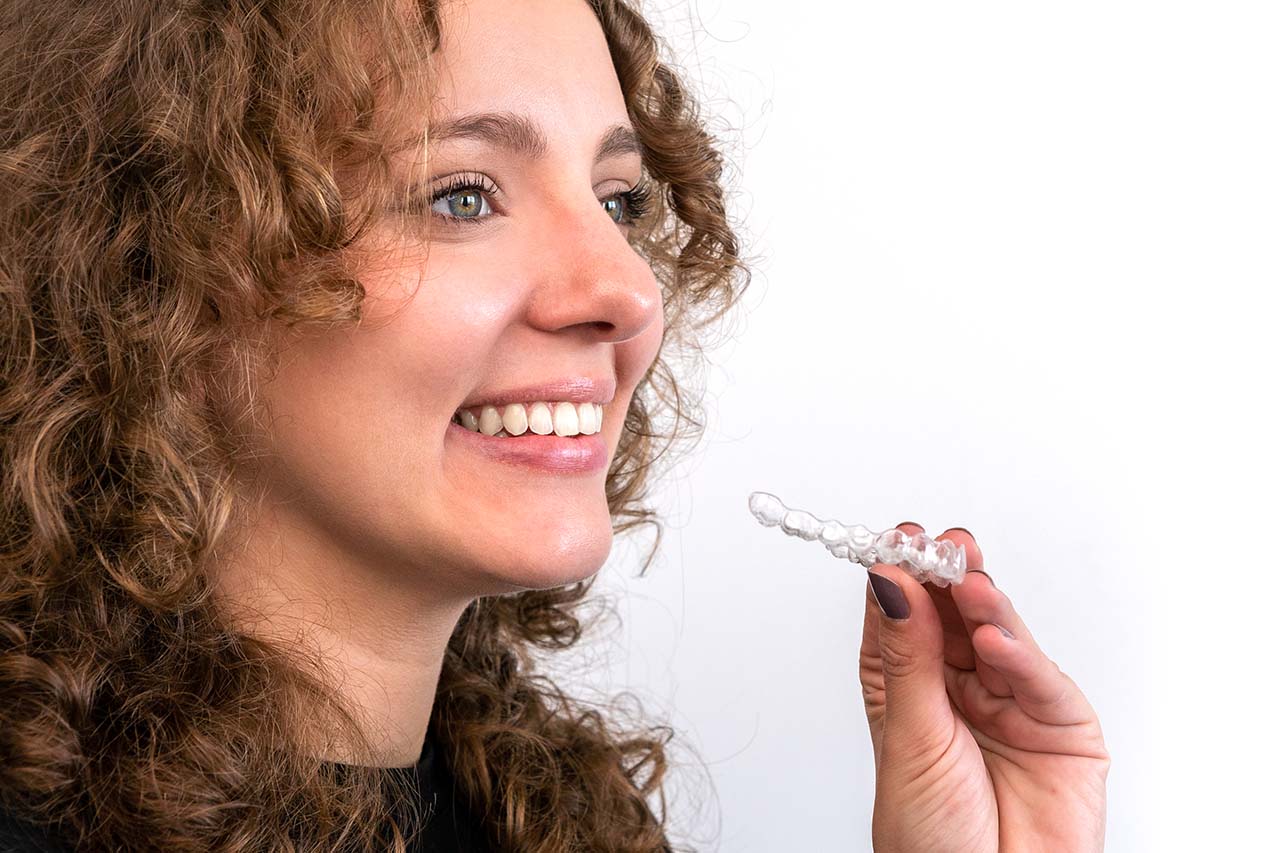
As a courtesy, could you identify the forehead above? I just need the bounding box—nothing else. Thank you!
[429,0,629,142]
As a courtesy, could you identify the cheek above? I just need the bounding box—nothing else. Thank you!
[355,262,525,424]
[616,305,665,389]
[362,265,512,382]
[248,272,507,511]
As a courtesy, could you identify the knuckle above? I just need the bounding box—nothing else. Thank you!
[858,646,882,674]
[876,634,921,680]
[860,678,884,709]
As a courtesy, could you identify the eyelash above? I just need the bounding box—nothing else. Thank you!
[418,172,654,228]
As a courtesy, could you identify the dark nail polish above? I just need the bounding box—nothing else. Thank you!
[867,571,910,621]
[966,568,996,589]
[994,624,1014,639]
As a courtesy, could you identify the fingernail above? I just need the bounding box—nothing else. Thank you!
[897,520,924,531]
[942,526,974,538]
[867,570,910,621]
[994,623,1014,639]
[966,568,997,590]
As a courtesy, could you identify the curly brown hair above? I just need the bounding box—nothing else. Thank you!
[0,0,750,850]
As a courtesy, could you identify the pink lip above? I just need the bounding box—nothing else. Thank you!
[446,421,609,473]
[456,376,615,409]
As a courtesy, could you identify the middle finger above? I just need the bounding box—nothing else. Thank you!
[897,521,977,672]
[936,527,1014,697]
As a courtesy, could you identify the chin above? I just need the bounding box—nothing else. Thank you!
[513,499,615,590]
[447,492,616,594]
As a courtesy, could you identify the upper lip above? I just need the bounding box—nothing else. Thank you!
[457,376,616,410]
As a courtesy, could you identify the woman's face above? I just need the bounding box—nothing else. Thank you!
[246,0,662,603]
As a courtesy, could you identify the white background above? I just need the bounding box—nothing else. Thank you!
[554,2,1279,850]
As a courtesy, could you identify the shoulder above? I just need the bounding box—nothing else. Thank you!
[0,806,73,853]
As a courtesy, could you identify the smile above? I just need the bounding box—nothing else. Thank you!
[446,416,609,474]
[453,401,604,438]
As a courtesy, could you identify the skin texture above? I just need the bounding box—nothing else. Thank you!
[213,0,662,766]
[861,523,1111,851]
[209,0,1111,844]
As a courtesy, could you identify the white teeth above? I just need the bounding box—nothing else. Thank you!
[576,402,597,434]
[501,403,528,436]
[478,405,503,436]
[552,401,580,436]
[455,400,606,437]
[527,401,554,435]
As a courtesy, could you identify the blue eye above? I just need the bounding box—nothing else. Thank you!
[604,181,653,225]
[430,187,492,220]
[419,172,654,228]
[418,171,499,226]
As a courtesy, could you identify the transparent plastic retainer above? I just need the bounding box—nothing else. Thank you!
[747,491,967,587]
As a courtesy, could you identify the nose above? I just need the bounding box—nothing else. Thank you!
[523,201,662,344]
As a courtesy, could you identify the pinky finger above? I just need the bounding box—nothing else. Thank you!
[971,623,1096,727]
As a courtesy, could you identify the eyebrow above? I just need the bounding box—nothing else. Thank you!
[428,111,641,163]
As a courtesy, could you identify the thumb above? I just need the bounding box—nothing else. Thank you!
[866,563,954,766]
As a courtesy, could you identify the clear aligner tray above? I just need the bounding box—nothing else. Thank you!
[747,491,967,587]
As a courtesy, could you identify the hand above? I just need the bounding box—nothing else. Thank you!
[858,524,1109,852]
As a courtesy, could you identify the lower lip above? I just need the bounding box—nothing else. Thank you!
[446,422,609,473]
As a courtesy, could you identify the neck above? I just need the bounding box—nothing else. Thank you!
[212,496,475,767]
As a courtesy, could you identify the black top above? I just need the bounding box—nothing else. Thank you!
[396,727,492,852]
[0,729,490,852]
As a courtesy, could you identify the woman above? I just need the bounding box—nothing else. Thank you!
[0,0,1109,850]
